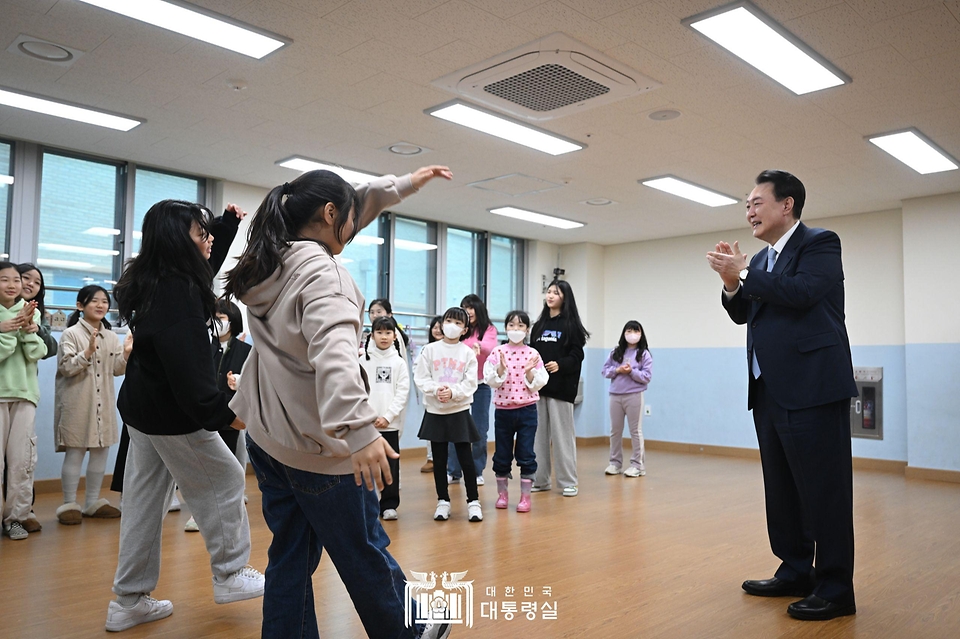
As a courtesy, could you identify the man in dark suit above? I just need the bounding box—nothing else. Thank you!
[707,170,859,621]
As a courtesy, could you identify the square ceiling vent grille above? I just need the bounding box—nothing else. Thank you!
[433,32,660,122]
[483,63,610,112]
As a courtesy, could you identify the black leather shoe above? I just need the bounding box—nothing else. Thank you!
[742,577,814,597]
[787,595,856,621]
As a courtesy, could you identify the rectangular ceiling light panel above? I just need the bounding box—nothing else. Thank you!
[276,157,380,185]
[0,87,142,131]
[489,206,583,229]
[640,176,739,207]
[76,0,289,59]
[427,101,584,155]
[684,1,848,95]
[868,130,959,174]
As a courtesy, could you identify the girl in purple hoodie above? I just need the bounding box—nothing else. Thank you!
[601,321,653,477]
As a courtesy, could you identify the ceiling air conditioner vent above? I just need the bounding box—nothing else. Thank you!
[483,64,610,112]
[433,32,661,122]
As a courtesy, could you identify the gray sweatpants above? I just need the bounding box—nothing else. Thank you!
[533,397,578,490]
[112,427,250,598]
[609,392,645,470]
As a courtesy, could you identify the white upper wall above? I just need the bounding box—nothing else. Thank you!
[902,192,960,345]
[600,207,906,349]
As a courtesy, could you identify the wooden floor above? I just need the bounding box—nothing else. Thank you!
[2,445,959,638]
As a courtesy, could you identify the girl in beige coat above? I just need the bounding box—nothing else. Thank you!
[54,285,131,524]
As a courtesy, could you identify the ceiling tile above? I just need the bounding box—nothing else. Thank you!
[845,0,940,23]
[508,1,629,51]
[463,0,551,20]
[872,3,960,61]
[341,39,449,86]
[601,2,706,59]
[416,1,537,54]
[556,0,644,21]
[784,3,885,61]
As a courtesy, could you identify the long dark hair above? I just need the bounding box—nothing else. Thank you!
[226,170,360,298]
[114,200,216,327]
[364,316,402,360]
[427,315,442,344]
[460,294,491,341]
[68,285,113,329]
[531,279,590,346]
[612,320,648,364]
[16,263,47,318]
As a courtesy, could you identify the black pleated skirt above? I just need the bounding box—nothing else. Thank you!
[418,410,480,443]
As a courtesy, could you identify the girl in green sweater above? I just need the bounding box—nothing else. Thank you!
[0,262,48,540]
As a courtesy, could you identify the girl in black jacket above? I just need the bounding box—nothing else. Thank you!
[105,201,263,633]
[530,279,590,497]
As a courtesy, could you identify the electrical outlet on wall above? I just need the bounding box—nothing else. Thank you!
[644,404,652,416]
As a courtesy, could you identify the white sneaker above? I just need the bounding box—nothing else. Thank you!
[213,566,265,604]
[605,464,622,475]
[562,486,579,497]
[624,467,646,477]
[168,493,181,512]
[105,595,173,632]
[434,500,451,521]
[382,509,398,520]
[475,475,485,486]
[184,516,199,532]
[3,521,28,540]
[447,474,460,485]
[421,620,452,638]
[467,500,483,522]
[530,484,551,492]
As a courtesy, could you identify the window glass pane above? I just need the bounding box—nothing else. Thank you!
[340,216,383,306]
[393,216,437,320]
[445,227,482,309]
[134,168,203,255]
[38,153,121,310]
[0,141,11,256]
[488,235,523,321]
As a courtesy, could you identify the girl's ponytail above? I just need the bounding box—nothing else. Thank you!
[363,330,373,360]
[225,186,288,299]
[66,310,81,327]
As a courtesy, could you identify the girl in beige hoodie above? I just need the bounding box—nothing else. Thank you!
[225,165,453,639]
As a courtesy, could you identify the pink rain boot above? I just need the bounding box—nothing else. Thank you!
[496,477,509,509]
[517,479,533,513]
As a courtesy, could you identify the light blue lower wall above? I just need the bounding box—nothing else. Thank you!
[574,345,910,464]
[31,341,955,481]
[905,343,960,472]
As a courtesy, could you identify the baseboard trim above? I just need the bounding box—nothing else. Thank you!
[33,442,924,492]
[905,466,960,484]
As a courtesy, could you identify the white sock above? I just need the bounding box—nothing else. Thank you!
[84,447,109,508]
[61,448,85,504]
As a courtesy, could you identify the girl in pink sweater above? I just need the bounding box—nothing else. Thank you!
[482,311,548,512]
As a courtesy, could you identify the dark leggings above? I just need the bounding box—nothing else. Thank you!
[431,441,478,502]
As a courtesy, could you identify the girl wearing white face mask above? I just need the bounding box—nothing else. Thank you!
[483,310,548,513]
[413,307,482,523]
[601,321,653,477]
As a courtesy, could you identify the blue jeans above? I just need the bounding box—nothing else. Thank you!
[492,404,539,478]
[246,437,421,639]
[448,382,491,478]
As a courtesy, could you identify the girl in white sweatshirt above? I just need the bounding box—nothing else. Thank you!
[360,316,409,520]
[414,307,481,523]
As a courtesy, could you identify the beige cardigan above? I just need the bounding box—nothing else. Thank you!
[54,320,127,451]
